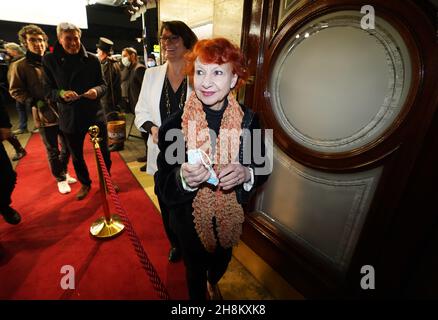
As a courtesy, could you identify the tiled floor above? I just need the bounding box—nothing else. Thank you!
[3,108,275,300]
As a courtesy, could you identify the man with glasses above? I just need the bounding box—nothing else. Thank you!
[42,22,111,200]
[9,24,77,194]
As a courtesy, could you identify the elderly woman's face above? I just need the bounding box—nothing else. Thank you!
[194,58,238,111]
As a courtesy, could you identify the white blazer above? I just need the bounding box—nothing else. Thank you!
[134,62,192,175]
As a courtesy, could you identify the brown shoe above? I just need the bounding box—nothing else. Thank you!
[76,185,91,200]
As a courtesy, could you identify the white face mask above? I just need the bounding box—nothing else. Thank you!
[147,60,156,67]
[121,56,131,67]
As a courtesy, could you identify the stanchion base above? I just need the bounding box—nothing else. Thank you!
[90,214,125,238]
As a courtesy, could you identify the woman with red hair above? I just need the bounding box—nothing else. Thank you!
[155,38,269,300]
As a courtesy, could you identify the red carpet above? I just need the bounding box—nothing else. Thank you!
[0,133,188,300]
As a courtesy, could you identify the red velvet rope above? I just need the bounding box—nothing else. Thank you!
[94,145,170,300]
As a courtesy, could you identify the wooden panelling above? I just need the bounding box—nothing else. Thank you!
[241,0,438,297]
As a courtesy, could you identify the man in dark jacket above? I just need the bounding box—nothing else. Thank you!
[121,47,147,164]
[0,88,21,225]
[96,37,123,151]
[42,22,111,200]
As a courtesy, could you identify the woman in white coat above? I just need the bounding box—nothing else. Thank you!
[134,20,198,262]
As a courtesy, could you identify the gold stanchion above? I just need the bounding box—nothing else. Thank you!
[88,125,124,238]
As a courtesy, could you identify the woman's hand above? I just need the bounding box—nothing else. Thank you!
[151,126,159,144]
[218,163,250,190]
[181,163,210,188]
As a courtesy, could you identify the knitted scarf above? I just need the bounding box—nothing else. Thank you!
[181,91,244,252]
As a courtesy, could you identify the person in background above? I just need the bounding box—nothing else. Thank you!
[0,83,21,225]
[134,20,198,263]
[146,54,156,68]
[96,37,123,152]
[4,42,24,62]
[154,38,270,300]
[119,58,130,113]
[4,42,30,135]
[42,22,110,200]
[0,43,26,162]
[121,47,146,162]
[10,24,77,194]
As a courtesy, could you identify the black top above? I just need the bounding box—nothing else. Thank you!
[0,93,11,128]
[203,99,228,136]
[26,50,42,64]
[203,99,228,154]
[143,77,187,134]
[155,104,269,207]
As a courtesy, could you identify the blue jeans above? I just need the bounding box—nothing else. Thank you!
[16,101,27,130]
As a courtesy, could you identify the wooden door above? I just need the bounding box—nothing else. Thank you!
[240,0,438,297]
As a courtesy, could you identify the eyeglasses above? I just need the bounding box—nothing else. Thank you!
[159,35,180,44]
[28,38,44,43]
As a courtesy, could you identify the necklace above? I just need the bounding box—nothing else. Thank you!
[164,76,187,117]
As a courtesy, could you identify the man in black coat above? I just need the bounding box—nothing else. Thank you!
[0,87,21,224]
[96,37,123,152]
[121,47,146,163]
[43,22,111,200]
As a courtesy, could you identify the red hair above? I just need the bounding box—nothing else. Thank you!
[185,38,249,90]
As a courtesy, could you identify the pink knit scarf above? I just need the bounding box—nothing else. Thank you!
[181,92,244,252]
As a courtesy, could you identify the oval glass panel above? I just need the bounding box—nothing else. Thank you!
[270,11,412,153]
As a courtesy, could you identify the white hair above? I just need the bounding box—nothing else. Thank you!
[56,22,82,38]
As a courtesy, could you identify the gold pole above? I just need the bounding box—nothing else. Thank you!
[88,125,124,238]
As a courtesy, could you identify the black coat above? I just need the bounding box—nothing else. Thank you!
[42,42,107,133]
[126,62,145,113]
[0,92,11,129]
[154,105,270,231]
[100,57,121,118]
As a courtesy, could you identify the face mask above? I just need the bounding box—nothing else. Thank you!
[147,60,156,67]
[121,56,131,67]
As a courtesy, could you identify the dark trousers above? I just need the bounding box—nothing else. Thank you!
[0,142,17,211]
[184,243,232,301]
[157,194,179,250]
[15,101,28,130]
[171,210,232,300]
[6,134,23,152]
[39,125,70,182]
[63,122,111,186]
